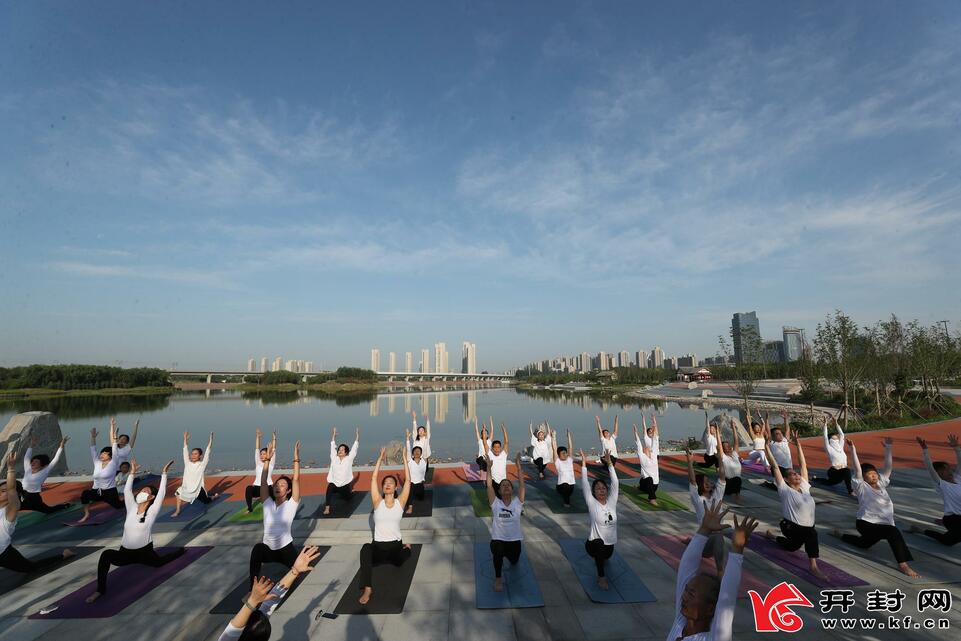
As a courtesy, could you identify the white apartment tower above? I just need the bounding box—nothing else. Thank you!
[461,341,477,374]
[388,352,397,372]
[370,348,381,372]
[405,352,413,373]
[434,342,449,373]
[247,358,256,372]
[420,348,430,373]
[272,356,282,372]
[260,357,268,373]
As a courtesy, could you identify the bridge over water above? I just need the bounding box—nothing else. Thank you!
[169,370,514,383]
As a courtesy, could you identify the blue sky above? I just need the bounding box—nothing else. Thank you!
[2,1,960,372]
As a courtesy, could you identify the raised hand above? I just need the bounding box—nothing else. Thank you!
[697,501,730,535]
[846,438,855,451]
[162,460,175,474]
[405,428,411,440]
[684,446,693,458]
[355,427,360,441]
[883,437,894,447]
[6,450,17,468]
[90,427,99,439]
[332,427,338,440]
[731,515,759,553]
[578,448,586,462]
[60,435,70,447]
[183,431,190,443]
[949,434,959,448]
[789,431,800,445]
[293,545,323,573]
[130,458,140,475]
[256,428,262,439]
[249,576,276,606]
[601,452,611,467]
[294,440,301,459]
[266,441,276,461]
[378,447,386,462]
[916,436,928,450]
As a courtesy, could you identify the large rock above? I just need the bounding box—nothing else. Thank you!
[0,412,67,476]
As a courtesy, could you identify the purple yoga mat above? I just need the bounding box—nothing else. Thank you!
[462,463,486,482]
[155,492,232,523]
[748,534,868,588]
[29,546,213,619]
[63,507,124,527]
[741,460,769,475]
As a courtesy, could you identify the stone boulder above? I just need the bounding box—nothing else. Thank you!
[0,412,67,476]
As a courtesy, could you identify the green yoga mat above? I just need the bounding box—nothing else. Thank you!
[621,485,689,511]
[227,502,263,523]
[663,459,715,475]
[470,486,492,517]
[530,482,587,514]
[17,504,82,529]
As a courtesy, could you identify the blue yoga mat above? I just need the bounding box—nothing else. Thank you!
[156,492,232,523]
[558,538,656,604]
[473,542,544,609]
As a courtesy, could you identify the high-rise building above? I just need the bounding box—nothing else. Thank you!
[618,351,630,368]
[420,348,430,374]
[405,352,413,373]
[434,342,449,373]
[764,340,785,363]
[370,348,381,372]
[272,356,282,372]
[260,357,268,373]
[369,397,379,417]
[285,359,295,372]
[462,341,477,374]
[305,361,314,373]
[388,352,396,372]
[598,352,608,371]
[665,356,678,370]
[247,358,256,372]
[732,311,761,364]
[580,352,591,372]
[648,346,665,368]
[635,350,648,368]
[677,354,697,368]
[782,327,805,362]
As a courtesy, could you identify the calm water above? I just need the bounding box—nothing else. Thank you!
[0,387,735,474]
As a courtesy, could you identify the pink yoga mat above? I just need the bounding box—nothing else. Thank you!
[748,534,868,588]
[29,546,213,619]
[63,507,124,527]
[639,535,769,598]
[740,460,769,475]
[462,463,486,482]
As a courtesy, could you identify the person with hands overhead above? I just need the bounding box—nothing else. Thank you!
[915,434,961,545]
[78,423,123,523]
[114,417,140,466]
[483,422,510,486]
[245,429,277,513]
[580,449,619,590]
[529,422,553,480]
[474,418,492,475]
[411,411,431,468]
[687,445,727,572]
[218,545,324,641]
[702,411,719,469]
[86,458,181,603]
[358,446,412,605]
[667,502,758,641]
[17,432,71,513]
[819,413,853,495]
[596,415,619,464]
[634,417,660,505]
[719,418,743,504]
[486,452,526,592]
[553,429,576,507]
[172,431,218,518]
[249,440,301,586]
[324,427,359,516]
[405,428,428,514]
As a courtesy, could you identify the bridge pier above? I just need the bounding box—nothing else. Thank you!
[206,373,212,384]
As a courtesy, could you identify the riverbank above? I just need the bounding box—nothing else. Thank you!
[0,385,176,400]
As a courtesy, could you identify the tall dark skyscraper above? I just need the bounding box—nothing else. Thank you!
[732,311,761,364]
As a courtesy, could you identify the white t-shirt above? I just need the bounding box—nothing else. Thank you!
[20,446,64,493]
[636,436,659,485]
[690,481,726,525]
[90,445,119,490]
[853,475,894,525]
[262,498,298,549]
[668,534,742,641]
[770,440,792,469]
[121,472,167,549]
[530,436,553,462]
[115,443,132,465]
[373,500,403,542]
[721,453,742,479]
[490,497,523,541]
[705,434,718,456]
[408,457,427,485]
[489,451,508,484]
[328,440,358,487]
[0,515,15,555]
[175,445,211,503]
[413,436,431,460]
[936,479,961,516]
[582,464,618,545]
[601,436,618,458]
[477,438,492,458]
[752,436,766,451]
[825,440,847,468]
[555,457,575,485]
[253,450,275,487]
[777,479,815,527]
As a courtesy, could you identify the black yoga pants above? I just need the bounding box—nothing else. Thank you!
[249,542,298,587]
[490,539,521,578]
[585,538,614,577]
[842,519,913,563]
[358,540,410,589]
[776,519,819,558]
[96,543,185,594]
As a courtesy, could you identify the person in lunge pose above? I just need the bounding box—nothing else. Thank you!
[746,419,768,468]
[553,429,576,508]
[763,433,828,581]
[358,446,412,605]
[529,423,553,480]
[667,502,758,641]
[405,428,427,514]
[323,427,359,516]
[244,429,276,513]
[486,452,525,592]
[818,414,853,495]
[580,449,618,590]
[113,417,140,467]
[634,417,660,506]
[483,422,510,486]
[411,410,431,474]
[832,437,920,578]
[596,415,619,464]
[172,431,219,517]
[249,441,301,586]
[78,424,123,523]
[1,451,75,573]
[720,418,743,505]
[702,412,719,469]
[914,435,961,546]
[474,418,492,475]
[17,433,71,514]
[687,446,727,573]
[86,458,181,603]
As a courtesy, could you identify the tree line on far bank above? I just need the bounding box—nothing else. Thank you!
[0,364,172,390]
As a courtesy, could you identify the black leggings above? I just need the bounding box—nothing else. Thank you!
[556,483,574,505]
[249,542,298,587]
[325,482,352,507]
[703,453,718,468]
[490,539,521,578]
[827,467,853,493]
[244,484,273,511]
[408,482,425,504]
[476,456,488,472]
[533,457,547,476]
[924,514,961,546]
[0,545,63,574]
[359,540,410,589]
[96,543,185,594]
[842,519,913,563]
[776,519,819,558]
[585,538,614,577]
[724,477,742,496]
[80,487,123,509]
[192,487,214,504]
[16,481,70,514]
[638,477,658,501]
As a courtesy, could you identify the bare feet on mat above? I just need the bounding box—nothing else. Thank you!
[597,577,609,590]
[62,549,76,560]
[359,586,373,605]
[211,493,220,500]
[170,511,180,518]
[764,529,776,540]
[323,505,331,515]
[406,505,413,515]
[403,543,412,551]
[85,591,102,604]
[649,499,658,506]
[899,563,921,579]
[809,561,828,582]
[494,577,504,592]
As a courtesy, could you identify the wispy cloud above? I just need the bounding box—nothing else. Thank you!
[50,260,235,289]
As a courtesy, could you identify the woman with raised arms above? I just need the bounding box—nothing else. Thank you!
[580,450,618,590]
[324,427,359,516]
[486,451,525,592]
[249,440,301,586]
[634,416,660,506]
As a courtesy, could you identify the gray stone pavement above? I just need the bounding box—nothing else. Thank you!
[1,465,959,641]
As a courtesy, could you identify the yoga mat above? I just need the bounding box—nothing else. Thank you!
[527,479,588,514]
[740,460,769,475]
[663,458,716,475]
[17,504,83,530]
[747,479,833,504]
[748,534,868,588]
[810,478,855,499]
[333,544,421,615]
[227,501,264,523]
[827,532,957,585]
[473,542,544,608]
[639,535,768,597]
[403,489,433,518]
[585,462,635,481]
[0,547,100,596]
[557,538,656,604]
[209,547,330,614]
[299,492,366,519]
[432,484,471,508]
[29,546,213,619]
[63,506,124,527]
[156,492,232,523]
[621,485,689,511]
[470,486,492,518]
[462,463,486,482]
[424,467,435,484]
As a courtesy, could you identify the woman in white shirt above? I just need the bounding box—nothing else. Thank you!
[244,429,276,513]
[763,434,828,581]
[702,412,719,469]
[172,431,219,518]
[767,413,794,476]
[1,451,75,573]
[553,429,576,508]
[404,429,428,514]
[529,423,553,480]
[579,450,618,590]
[485,451,525,592]
[482,423,510,486]
[668,502,757,641]
[720,418,743,505]
[819,415,853,495]
[686,447,728,573]
[323,427,359,516]
[411,411,431,470]
[746,421,768,468]
[17,433,71,514]
[358,446,412,605]
[633,417,660,506]
[249,441,301,586]
[473,418,493,475]
[113,417,139,466]
[86,458,180,603]
[834,438,919,578]
[78,425,123,523]
[595,415,619,464]
[915,434,961,546]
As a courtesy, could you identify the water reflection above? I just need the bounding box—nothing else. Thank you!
[0,393,172,420]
